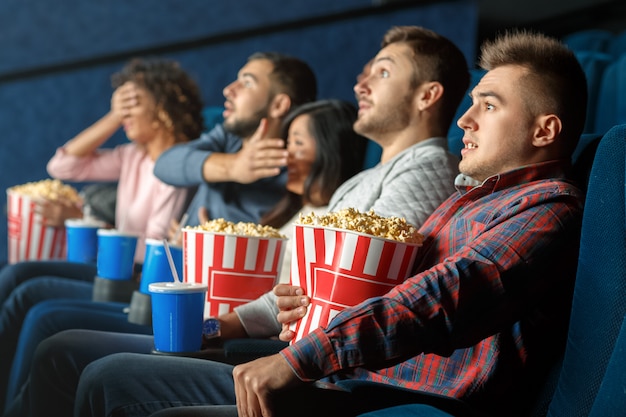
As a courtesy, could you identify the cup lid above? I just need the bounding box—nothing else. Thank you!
[148,282,208,294]
[144,238,182,249]
[65,218,106,228]
[97,229,138,238]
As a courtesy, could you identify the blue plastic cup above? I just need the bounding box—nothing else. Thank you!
[139,239,183,293]
[65,219,105,264]
[149,282,207,353]
[96,229,138,280]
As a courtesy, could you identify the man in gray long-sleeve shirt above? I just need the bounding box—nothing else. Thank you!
[154,52,317,227]
[224,26,471,339]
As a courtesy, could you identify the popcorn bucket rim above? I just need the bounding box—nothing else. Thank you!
[293,223,423,247]
[182,228,288,242]
[6,188,45,202]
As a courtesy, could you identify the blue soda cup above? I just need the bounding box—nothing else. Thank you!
[149,282,207,352]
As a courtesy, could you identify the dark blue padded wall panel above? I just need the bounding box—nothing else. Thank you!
[0,0,372,74]
[0,0,477,263]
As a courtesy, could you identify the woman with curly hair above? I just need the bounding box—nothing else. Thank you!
[0,57,205,410]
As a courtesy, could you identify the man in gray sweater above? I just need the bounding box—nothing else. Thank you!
[225,26,470,340]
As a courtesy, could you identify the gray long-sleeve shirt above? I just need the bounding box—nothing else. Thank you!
[235,137,460,337]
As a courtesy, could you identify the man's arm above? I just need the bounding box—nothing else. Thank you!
[283,195,582,380]
[154,120,287,187]
[202,119,287,184]
[153,126,231,187]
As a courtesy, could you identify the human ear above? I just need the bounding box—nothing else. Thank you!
[269,93,292,119]
[532,114,562,148]
[416,81,444,111]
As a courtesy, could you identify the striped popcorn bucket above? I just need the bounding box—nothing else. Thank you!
[182,228,287,318]
[6,190,67,263]
[290,224,421,342]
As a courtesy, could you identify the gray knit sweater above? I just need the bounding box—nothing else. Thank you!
[234,137,459,338]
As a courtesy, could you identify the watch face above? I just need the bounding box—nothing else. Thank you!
[202,318,220,337]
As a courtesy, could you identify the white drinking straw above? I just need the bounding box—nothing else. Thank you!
[172,213,189,244]
[162,239,181,283]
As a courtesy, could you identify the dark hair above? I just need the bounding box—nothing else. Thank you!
[248,52,317,108]
[111,58,205,144]
[479,30,587,156]
[382,26,470,133]
[261,100,367,228]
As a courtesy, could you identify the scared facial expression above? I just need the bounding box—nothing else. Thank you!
[222,58,274,138]
[353,43,416,142]
[457,65,539,182]
[286,114,317,196]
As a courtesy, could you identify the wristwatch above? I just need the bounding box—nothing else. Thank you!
[202,318,221,339]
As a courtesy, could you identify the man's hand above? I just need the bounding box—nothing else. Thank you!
[274,284,310,342]
[233,353,302,417]
[228,119,288,184]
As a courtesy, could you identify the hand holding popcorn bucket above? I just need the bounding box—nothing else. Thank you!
[289,209,424,342]
[7,179,80,264]
[182,219,287,318]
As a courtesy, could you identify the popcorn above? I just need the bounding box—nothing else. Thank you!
[186,218,286,239]
[296,208,423,244]
[8,179,80,203]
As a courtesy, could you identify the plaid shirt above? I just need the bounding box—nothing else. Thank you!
[282,160,584,414]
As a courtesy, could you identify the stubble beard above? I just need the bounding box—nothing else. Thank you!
[223,111,265,138]
[354,93,412,142]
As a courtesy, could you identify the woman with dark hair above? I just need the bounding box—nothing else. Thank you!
[261,99,367,283]
[0,57,205,410]
[0,99,367,415]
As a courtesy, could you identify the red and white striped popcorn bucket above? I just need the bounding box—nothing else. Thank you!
[290,224,421,342]
[182,228,287,318]
[6,190,67,264]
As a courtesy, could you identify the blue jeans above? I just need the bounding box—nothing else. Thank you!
[5,299,152,408]
[0,261,97,411]
[3,330,235,417]
[0,261,96,305]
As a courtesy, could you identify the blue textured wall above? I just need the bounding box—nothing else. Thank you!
[0,0,478,263]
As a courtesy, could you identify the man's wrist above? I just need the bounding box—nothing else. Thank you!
[202,317,221,339]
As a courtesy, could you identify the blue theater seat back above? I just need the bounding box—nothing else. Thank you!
[593,55,626,134]
[563,29,614,54]
[546,124,626,415]
[447,69,486,158]
[574,51,613,134]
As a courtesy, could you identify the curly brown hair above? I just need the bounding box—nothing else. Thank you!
[111,58,205,143]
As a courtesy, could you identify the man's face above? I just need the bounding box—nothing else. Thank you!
[457,65,539,182]
[352,43,415,142]
[222,58,275,138]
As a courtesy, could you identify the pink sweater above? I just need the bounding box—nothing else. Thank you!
[47,143,188,263]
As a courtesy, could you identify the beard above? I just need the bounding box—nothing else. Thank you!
[353,92,413,140]
[223,102,270,138]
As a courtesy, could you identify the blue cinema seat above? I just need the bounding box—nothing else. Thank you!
[607,29,626,59]
[446,68,486,158]
[562,29,614,54]
[574,51,613,134]
[592,54,626,134]
[353,124,626,417]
